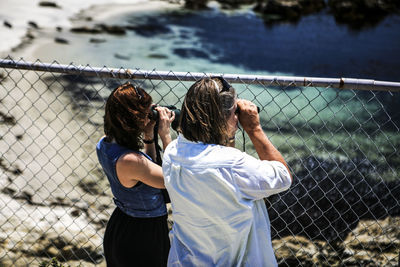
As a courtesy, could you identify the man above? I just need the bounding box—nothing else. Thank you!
[163,77,292,266]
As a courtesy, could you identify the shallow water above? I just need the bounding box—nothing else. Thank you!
[33,6,400,81]
[122,8,400,81]
[29,5,400,170]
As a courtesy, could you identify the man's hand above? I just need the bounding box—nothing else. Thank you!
[237,99,261,135]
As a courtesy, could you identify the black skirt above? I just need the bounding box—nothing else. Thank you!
[103,207,170,267]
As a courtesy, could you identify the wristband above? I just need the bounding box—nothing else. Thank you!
[143,139,154,144]
[228,136,235,143]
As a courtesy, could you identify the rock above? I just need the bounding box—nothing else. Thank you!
[56,26,63,32]
[71,26,103,34]
[148,54,168,59]
[271,217,400,265]
[54,37,69,44]
[0,111,16,124]
[343,217,400,266]
[255,0,326,22]
[217,0,255,8]
[264,0,303,21]
[89,38,107,44]
[3,20,12,28]
[72,24,126,35]
[1,187,16,196]
[114,53,131,60]
[0,158,21,178]
[96,24,126,35]
[26,32,35,39]
[14,191,33,204]
[184,0,209,9]
[74,201,89,212]
[46,246,59,257]
[328,0,400,28]
[273,235,342,265]
[38,1,60,8]
[125,23,172,37]
[173,48,210,59]
[28,21,39,29]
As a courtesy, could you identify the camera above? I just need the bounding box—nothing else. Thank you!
[149,105,181,131]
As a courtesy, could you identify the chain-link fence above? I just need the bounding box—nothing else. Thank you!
[0,58,399,266]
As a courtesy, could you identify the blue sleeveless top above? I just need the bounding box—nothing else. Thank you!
[96,137,167,218]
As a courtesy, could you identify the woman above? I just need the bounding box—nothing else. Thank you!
[162,77,292,266]
[96,82,175,267]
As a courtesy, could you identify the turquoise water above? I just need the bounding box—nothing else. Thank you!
[40,7,400,81]
[32,6,399,170]
[77,7,399,127]
[83,7,400,81]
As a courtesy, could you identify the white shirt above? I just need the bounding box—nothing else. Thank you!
[163,135,292,267]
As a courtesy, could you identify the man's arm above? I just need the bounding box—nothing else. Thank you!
[237,99,292,182]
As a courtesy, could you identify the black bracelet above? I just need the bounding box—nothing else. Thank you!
[143,139,154,144]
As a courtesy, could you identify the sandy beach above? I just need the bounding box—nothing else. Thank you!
[1,0,182,60]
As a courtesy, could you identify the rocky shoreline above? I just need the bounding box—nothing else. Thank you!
[186,0,400,29]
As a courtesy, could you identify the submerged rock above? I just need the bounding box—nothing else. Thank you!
[125,24,172,37]
[173,48,210,59]
[113,53,131,60]
[148,53,169,59]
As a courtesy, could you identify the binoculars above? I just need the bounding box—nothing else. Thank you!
[150,104,259,132]
[149,105,181,131]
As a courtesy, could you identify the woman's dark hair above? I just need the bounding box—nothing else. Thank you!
[104,82,152,150]
[179,77,236,145]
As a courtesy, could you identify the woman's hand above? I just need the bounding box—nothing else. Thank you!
[155,106,175,149]
[143,107,156,140]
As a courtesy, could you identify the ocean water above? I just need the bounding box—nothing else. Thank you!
[34,6,400,81]
[121,8,400,81]
[31,5,400,172]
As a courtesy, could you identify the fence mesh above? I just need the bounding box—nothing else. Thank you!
[0,58,399,266]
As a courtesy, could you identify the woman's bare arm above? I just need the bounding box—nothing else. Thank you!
[116,152,165,189]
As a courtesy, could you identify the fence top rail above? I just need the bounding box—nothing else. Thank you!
[1,58,400,92]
